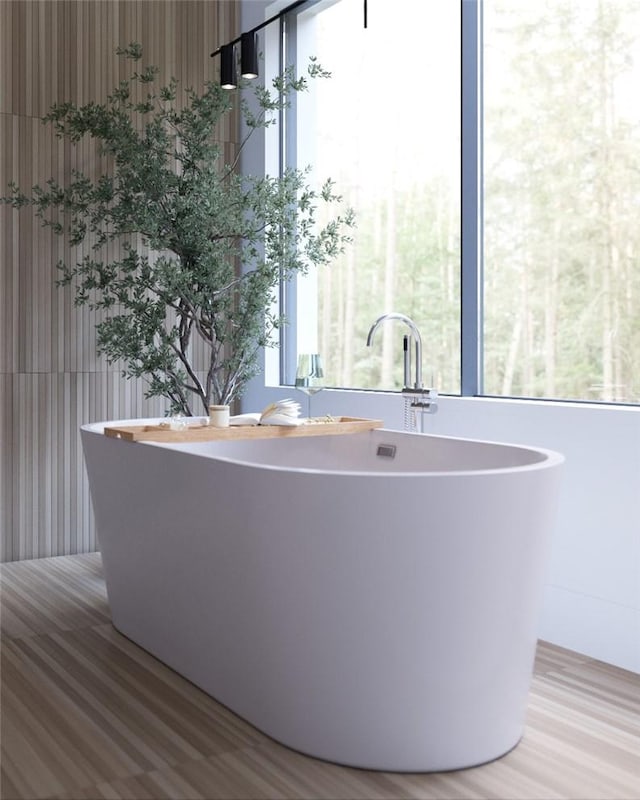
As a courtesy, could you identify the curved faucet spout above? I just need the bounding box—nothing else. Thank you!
[366,312,423,389]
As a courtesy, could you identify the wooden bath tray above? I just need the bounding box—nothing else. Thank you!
[103,417,383,443]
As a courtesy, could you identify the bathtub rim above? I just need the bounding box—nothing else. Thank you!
[81,419,565,478]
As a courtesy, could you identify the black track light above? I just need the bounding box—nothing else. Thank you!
[212,2,309,88]
[220,43,236,90]
[241,32,259,79]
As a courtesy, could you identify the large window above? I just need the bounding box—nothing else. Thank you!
[483,0,640,403]
[288,0,461,393]
[281,0,640,404]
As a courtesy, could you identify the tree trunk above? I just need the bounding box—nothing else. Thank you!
[381,176,397,386]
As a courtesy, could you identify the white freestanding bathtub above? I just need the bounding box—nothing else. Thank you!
[81,420,563,772]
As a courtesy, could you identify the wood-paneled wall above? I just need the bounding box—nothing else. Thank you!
[0,0,239,562]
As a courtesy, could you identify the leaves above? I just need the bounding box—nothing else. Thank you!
[4,43,354,414]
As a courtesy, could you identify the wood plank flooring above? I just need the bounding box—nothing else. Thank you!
[1,554,638,800]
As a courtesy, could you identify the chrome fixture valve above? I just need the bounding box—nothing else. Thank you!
[402,386,438,414]
[366,312,438,432]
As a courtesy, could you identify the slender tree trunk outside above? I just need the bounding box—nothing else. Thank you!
[597,0,615,402]
[381,176,397,386]
[320,251,332,383]
[501,310,522,397]
[544,240,559,397]
[343,240,356,386]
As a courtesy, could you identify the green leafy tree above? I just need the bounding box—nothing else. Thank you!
[3,43,354,415]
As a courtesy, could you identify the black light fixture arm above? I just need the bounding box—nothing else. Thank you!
[210,0,308,58]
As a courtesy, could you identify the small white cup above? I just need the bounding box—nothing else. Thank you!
[208,404,230,428]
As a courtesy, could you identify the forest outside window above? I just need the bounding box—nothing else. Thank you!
[483,0,640,403]
[287,0,461,394]
[282,0,640,405]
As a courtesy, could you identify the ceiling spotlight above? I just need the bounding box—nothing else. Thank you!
[241,32,259,80]
[220,43,236,90]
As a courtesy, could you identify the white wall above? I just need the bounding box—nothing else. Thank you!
[240,0,640,674]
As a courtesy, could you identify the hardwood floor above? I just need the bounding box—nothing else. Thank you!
[1,554,638,800]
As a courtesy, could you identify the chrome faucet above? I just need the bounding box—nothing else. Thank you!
[366,312,437,430]
[366,312,423,390]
